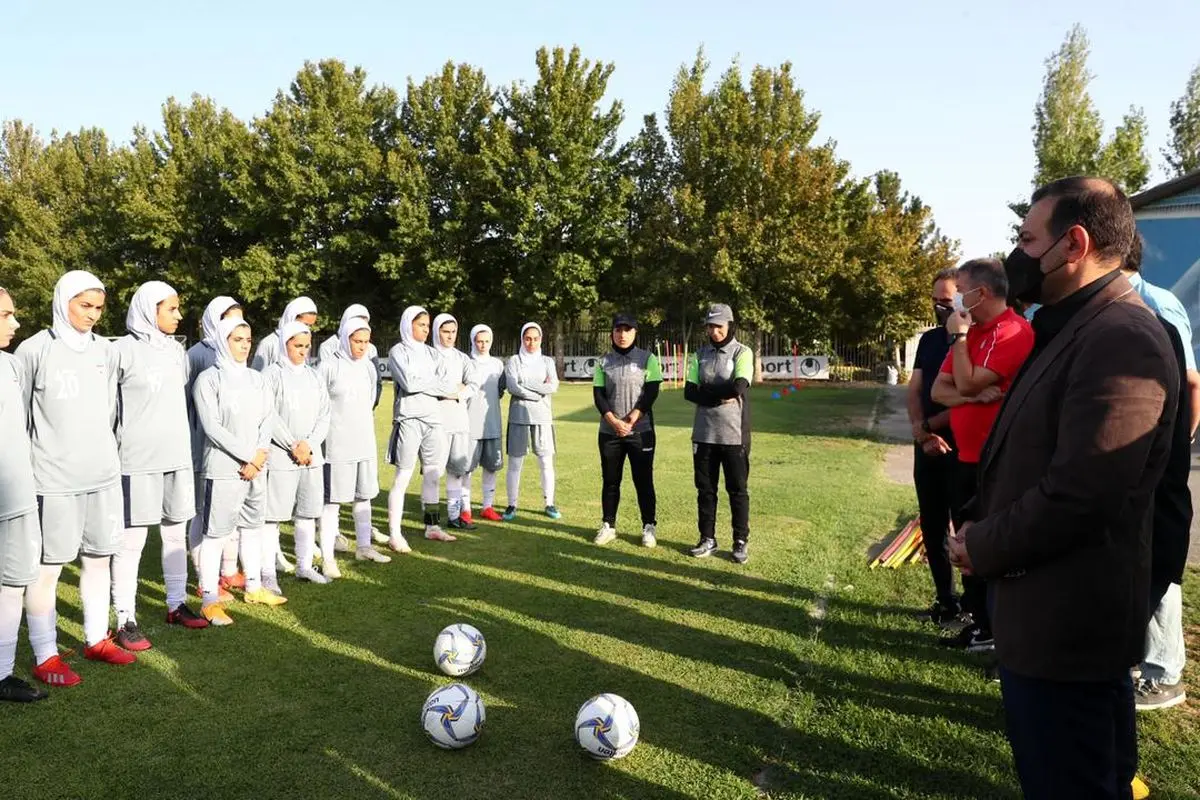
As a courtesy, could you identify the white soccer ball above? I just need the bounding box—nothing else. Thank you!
[574,693,640,760]
[421,683,485,749]
[433,623,487,677]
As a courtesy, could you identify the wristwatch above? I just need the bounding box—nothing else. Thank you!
[921,420,932,434]
[949,333,968,345]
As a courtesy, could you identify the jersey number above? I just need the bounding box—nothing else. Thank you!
[54,370,80,400]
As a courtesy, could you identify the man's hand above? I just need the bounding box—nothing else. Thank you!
[972,385,1004,405]
[922,434,951,456]
[912,421,930,442]
[946,310,971,336]
[239,462,260,482]
[948,523,974,574]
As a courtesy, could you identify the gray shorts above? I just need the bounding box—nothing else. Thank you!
[324,460,380,504]
[38,484,123,563]
[386,418,448,471]
[0,512,42,586]
[122,469,196,527]
[199,477,266,538]
[469,438,503,473]
[265,467,325,522]
[445,432,472,477]
[507,423,555,458]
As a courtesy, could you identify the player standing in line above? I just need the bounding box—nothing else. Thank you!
[319,317,391,574]
[465,324,506,522]
[386,306,457,544]
[252,296,318,372]
[193,317,284,625]
[432,314,479,532]
[0,288,47,701]
[19,271,135,687]
[262,321,331,587]
[503,322,560,521]
[111,281,207,649]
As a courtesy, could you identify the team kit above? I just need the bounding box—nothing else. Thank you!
[0,273,753,702]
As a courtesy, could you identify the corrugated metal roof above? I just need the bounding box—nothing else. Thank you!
[1131,169,1200,210]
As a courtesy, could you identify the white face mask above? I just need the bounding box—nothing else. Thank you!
[953,288,983,313]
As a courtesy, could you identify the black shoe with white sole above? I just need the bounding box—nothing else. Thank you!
[0,675,48,703]
[688,538,717,558]
[731,541,749,564]
[1135,678,1186,711]
[939,623,995,652]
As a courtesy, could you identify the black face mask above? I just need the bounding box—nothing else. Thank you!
[1004,230,1071,304]
[934,303,954,324]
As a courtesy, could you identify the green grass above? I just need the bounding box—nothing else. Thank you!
[4,382,1200,799]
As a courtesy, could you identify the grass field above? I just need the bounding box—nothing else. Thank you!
[4,382,1200,799]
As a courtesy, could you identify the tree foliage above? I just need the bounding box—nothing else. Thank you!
[1164,63,1200,177]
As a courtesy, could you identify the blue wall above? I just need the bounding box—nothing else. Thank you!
[1137,216,1200,292]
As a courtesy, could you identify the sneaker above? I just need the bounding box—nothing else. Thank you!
[202,603,234,626]
[275,552,295,575]
[689,538,717,558]
[84,636,138,665]
[244,587,288,606]
[333,534,353,553]
[388,535,412,554]
[356,546,392,564]
[322,561,342,580]
[1135,678,1187,711]
[0,675,48,703]
[939,623,994,652]
[220,572,246,590]
[447,517,478,531]
[166,604,210,629]
[1133,775,1151,800]
[460,510,475,526]
[984,662,1001,683]
[425,526,457,542]
[502,506,517,522]
[371,526,389,545]
[545,505,562,520]
[296,566,331,585]
[594,523,617,546]
[114,621,153,652]
[261,576,285,596]
[480,507,503,522]
[32,655,81,687]
[641,524,657,548]
[731,541,749,564]
[917,599,962,627]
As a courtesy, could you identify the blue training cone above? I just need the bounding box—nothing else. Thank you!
[771,391,782,400]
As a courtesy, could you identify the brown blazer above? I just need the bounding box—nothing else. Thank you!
[965,274,1179,682]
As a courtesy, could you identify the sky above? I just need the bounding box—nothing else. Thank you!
[2,0,1198,260]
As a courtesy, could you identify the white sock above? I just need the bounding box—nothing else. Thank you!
[389,468,414,537]
[261,523,280,585]
[160,521,189,609]
[319,504,340,563]
[507,456,525,508]
[447,474,463,521]
[188,514,204,573]
[482,470,497,509]
[539,453,556,507]
[199,536,225,606]
[0,585,25,680]
[221,533,239,577]
[112,526,148,627]
[461,479,472,516]
[240,528,263,591]
[353,500,373,549]
[79,554,112,647]
[294,517,317,572]
[422,462,443,508]
[26,564,62,665]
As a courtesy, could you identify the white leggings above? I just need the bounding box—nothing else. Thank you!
[26,555,111,659]
[112,522,189,624]
[507,454,555,508]
[389,466,443,534]
[320,500,375,556]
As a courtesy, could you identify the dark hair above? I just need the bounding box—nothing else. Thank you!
[1030,176,1134,263]
[1125,231,1144,273]
[957,257,1008,298]
[931,267,958,287]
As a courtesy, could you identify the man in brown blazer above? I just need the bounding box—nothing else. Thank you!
[948,176,1179,800]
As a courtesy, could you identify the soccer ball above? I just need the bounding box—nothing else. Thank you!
[421,683,485,749]
[574,693,640,760]
[434,623,487,677]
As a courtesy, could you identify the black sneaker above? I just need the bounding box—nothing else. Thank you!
[447,517,478,531]
[917,598,962,626]
[114,620,152,652]
[731,541,749,564]
[0,675,48,703]
[689,538,717,558]
[1135,678,1187,711]
[938,623,994,652]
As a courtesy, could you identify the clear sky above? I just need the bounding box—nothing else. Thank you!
[3,0,1198,260]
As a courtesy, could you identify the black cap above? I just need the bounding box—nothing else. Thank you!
[612,312,638,329]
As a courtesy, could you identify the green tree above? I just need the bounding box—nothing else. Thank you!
[1164,63,1200,177]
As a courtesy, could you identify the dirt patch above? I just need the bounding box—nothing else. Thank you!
[883,445,914,486]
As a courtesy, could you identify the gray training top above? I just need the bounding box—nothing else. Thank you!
[115,335,193,475]
[388,343,450,424]
[505,354,559,426]
[594,347,662,436]
[437,348,478,435]
[0,353,37,521]
[263,362,331,472]
[688,337,754,446]
[15,330,121,496]
[186,341,218,468]
[319,354,377,464]
[468,354,505,440]
[192,365,274,480]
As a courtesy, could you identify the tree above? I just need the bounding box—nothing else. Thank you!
[1164,63,1200,177]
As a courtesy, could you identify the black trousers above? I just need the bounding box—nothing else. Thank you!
[694,442,750,544]
[599,431,657,526]
[951,459,989,630]
[1000,667,1136,800]
[913,444,957,606]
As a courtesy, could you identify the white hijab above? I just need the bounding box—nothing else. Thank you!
[339,303,370,328]
[339,318,371,361]
[518,321,543,365]
[52,270,105,353]
[278,321,312,373]
[469,324,493,359]
[432,313,458,353]
[214,317,251,371]
[398,305,428,352]
[126,281,177,349]
[201,296,239,347]
[278,296,318,332]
